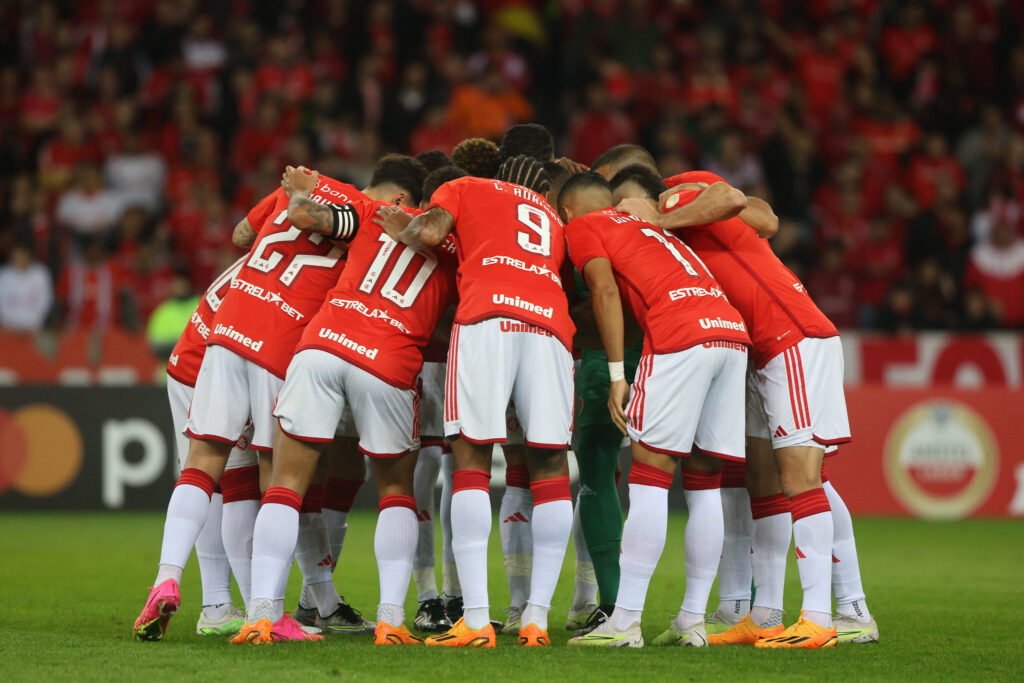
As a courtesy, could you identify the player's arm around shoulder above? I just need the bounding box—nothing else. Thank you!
[386,206,455,251]
[739,196,779,238]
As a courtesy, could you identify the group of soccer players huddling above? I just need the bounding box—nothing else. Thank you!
[133,123,879,650]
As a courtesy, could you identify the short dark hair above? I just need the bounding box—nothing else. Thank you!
[591,144,657,173]
[499,124,555,162]
[496,155,550,194]
[452,138,501,179]
[415,150,452,173]
[609,164,668,200]
[369,154,428,206]
[422,165,468,203]
[557,171,611,214]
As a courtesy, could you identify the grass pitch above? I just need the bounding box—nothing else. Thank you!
[0,512,1022,681]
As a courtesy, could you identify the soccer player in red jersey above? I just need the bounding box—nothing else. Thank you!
[615,164,861,648]
[558,172,750,648]
[149,255,260,639]
[133,157,425,643]
[233,165,458,646]
[384,157,575,648]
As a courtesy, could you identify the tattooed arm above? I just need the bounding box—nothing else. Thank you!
[281,165,338,236]
[379,206,454,250]
[232,218,258,248]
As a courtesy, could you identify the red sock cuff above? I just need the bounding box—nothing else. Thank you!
[301,484,323,514]
[505,465,529,489]
[820,463,829,484]
[682,467,721,491]
[751,493,790,519]
[530,476,571,504]
[453,469,490,493]
[323,477,362,512]
[628,461,674,489]
[262,486,303,511]
[379,494,417,512]
[790,487,830,521]
[176,468,215,498]
[720,460,746,488]
[219,466,261,503]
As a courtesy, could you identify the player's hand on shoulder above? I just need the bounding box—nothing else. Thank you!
[608,379,630,436]
[555,157,589,174]
[615,197,662,226]
[282,165,319,198]
[374,205,414,241]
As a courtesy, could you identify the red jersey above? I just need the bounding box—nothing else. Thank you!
[663,171,837,367]
[208,177,368,378]
[566,208,750,355]
[167,257,246,387]
[296,200,458,389]
[428,177,574,350]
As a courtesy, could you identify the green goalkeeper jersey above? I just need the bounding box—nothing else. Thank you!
[575,270,643,429]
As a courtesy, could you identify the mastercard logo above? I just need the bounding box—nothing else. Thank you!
[0,404,83,496]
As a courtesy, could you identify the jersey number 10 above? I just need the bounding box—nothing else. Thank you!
[358,234,438,308]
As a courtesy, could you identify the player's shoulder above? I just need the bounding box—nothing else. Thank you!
[313,175,366,204]
[664,170,728,186]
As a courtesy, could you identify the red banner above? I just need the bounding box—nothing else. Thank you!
[827,386,1024,518]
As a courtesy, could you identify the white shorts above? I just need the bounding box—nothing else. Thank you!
[418,361,446,442]
[276,349,420,458]
[185,345,283,452]
[444,318,573,448]
[627,344,747,460]
[745,336,851,450]
[168,376,257,470]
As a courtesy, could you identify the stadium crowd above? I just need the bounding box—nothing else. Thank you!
[1,0,1024,333]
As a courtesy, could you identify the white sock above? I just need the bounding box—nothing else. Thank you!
[616,483,668,613]
[247,597,284,623]
[439,452,461,597]
[824,481,868,614]
[413,446,442,601]
[527,498,572,619]
[521,602,550,631]
[610,606,643,631]
[295,512,340,617]
[299,582,315,610]
[570,496,598,610]
[221,499,259,609]
[451,488,491,628]
[717,486,752,621]
[837,599,872,622]
[680,487,723,616]
[322,508,349,570]
[750,504,791,626]
[499,484,533,609]
[793,511,834,627]
[195,492,233,607]
[672,609,705,631]
[375,505,418,623]
[156,483,212,585]
[250,503,300,605]
[377,602,405,627]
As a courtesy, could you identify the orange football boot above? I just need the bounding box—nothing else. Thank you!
[708,615,784,645]
[424,617,496,648]
[755,612,838,649]
[518,623,550,647]
[374,622,424,645]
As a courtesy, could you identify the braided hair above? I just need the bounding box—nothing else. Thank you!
[495,154,550,195]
